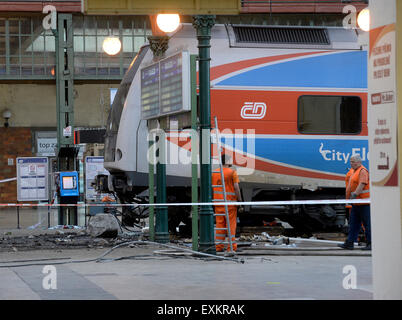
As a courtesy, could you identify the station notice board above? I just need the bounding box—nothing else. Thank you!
[16,157,49,201]
[85,156,110,201]
[141,51,191,120]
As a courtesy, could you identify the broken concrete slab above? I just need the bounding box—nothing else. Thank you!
[87,214,121,238]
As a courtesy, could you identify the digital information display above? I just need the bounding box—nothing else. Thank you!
[141,63,160,119]
[62,176,75,190]
[141,51,190,120]
[17,157,49,202]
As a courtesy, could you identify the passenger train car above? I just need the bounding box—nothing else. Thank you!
[100,24,368,234]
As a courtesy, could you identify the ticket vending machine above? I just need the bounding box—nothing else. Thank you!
[57,171,79,225]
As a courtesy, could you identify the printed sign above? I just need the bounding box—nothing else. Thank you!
[37,137,57,156]
[369,23,398,186]
[85,156,110,200]
[17,157,49,201]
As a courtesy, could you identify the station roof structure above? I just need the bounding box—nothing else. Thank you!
[0,0,368,14]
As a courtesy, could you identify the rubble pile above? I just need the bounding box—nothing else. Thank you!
[0,229,145,253]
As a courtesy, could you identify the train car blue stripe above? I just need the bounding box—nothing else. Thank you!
[216,51,367,89]
[222,137,369,175]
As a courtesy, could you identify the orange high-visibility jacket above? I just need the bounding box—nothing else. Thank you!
[212,167,239,211]
[347,165,370,201]
[345,168,354,209]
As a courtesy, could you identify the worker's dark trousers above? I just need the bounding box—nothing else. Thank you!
[347,205,371,243]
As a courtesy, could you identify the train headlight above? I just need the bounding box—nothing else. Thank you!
[357,8,370,32]
[102,37,122,56]
[156,14,180,33]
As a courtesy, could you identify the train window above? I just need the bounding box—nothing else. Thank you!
[297,95,361,134]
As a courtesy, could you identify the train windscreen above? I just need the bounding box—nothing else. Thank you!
[104,46,149,162]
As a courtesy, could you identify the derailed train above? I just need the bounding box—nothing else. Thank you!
[98,23,368,234]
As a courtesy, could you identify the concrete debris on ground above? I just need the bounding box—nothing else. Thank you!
[87,213,122,238]
[0,219,371,256]
[0,229,147,253]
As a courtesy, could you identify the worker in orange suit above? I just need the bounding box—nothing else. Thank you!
[339,155,371,250]
[212,154,243,254]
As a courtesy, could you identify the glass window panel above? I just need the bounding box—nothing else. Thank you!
[133,17,148,30]
[84,52,97,72]
[108,56,120,66]
[8,19,19,33]
[32,18,44,34]
[97,36,107,52]
[10,64,21,75]
[122,18,133,34]
[133,27,146,36]
[124,56,134,67]
[0,19,4,31]
[0,38,6,55]
[45,54,55,72]
[44,35,55,52]
[97,67,108,75]
[34,55,44,65]
[297,95,361,134]
[96,19,109,36]
[84,17,96,35]
[19,18,32,35]
[85,36,97,52]
[74,36,84,52]
[110,67,121,75]
[33,66,45,75]
[122,37,133,52]
[9,36,21,54]
[134,37,146,52]
[0,56,6,69]
[73,16,84,35]
[20,36,33,53]
[32,35,45,52]
[9,55,20,64]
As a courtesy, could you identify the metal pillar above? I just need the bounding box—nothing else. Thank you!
[56,14,75,149]
[192,15,216,254]
[54,14,77,225]
[148,35,169,243]
[155,131,169,243]
[190,54,199,252]
[148,139,155,242]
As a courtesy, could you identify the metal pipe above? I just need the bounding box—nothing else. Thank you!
[288,237,359,246]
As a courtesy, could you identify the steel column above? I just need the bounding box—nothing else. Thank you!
[148,35,169,243]
[192,15,216,254]
[190,54,199,252]
[55,14,77,225]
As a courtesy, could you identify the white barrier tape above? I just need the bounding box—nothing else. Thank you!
[0,198,370,207]
[0,177,16,184]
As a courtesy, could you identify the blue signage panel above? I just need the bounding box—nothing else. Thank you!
[59,171,79,197]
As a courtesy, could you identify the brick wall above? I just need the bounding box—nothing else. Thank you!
[0,127,32,203]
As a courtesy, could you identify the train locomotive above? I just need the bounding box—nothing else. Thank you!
[98,23,368,235]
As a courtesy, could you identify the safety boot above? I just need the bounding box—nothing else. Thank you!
[338,240,354,250]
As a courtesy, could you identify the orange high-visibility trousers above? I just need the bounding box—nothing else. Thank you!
[215,206,237,252]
